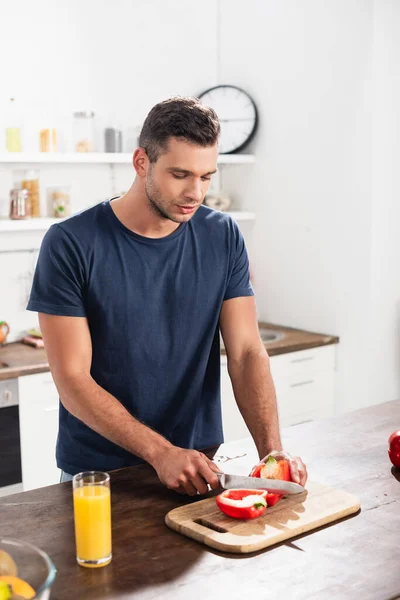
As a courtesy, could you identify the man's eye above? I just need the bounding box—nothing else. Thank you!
[201,177,211,182]
[172,174,186,179]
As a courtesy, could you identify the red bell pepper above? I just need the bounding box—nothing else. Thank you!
[388,430,400,468]
[215,489,268,519]
[250,456,291,507]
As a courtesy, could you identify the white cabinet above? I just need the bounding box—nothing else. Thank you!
[18,372,60,490]
[221,344,337,442]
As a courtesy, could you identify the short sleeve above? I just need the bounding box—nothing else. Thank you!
[223,222,254,301]
[26,224,87,317]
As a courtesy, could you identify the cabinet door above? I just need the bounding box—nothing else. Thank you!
[274,370,335,427]
[18,372,60,491]
[220,357,251,442]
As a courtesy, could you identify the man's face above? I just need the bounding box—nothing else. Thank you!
[144,137,218,223]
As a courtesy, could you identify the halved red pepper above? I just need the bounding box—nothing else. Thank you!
[250,456,291,507]
[215,489,268,519]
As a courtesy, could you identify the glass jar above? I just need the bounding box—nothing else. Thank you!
[104,128,123,153]
[40,128,57,152]
[9,188,31,219]
[46,185,71,218]
[21,170,40,217]
[73,111,95,152]
[5,98,22,152]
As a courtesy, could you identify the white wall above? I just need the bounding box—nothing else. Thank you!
[0,0,219,340]
[368,0,400,406]
[220,0,400,413]
[0,0,219,216]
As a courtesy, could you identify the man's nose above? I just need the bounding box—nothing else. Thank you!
[185,180,203,203]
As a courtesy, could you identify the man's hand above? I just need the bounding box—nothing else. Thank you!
[256,450,308,487]
[152,446,221,496]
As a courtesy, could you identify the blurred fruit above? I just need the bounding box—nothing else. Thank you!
[0,578,35,600]
[0,581,12,600]
[388,431,400,468]
[0,552,17,577]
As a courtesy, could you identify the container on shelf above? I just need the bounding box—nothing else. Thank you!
[40,128,57,152]
[46,185,71,218]
[21,170,40,217]
[73,111,95,152]
[9,188,31,219]
[104,128,122,153]
[5,98,22,152]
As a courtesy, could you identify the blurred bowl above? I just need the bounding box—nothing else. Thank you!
[0,539,56,599]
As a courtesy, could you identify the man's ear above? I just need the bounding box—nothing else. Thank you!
[133,147,149,177]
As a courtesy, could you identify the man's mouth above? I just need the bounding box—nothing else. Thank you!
[177,205,198,214]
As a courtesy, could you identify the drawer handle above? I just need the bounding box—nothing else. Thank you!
[44,406,58,412]
[290,380,315,388]
[291,357,314,363]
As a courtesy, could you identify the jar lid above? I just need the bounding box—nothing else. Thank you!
[73,111,95,118]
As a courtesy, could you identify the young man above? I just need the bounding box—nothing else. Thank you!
[27,97,307,495]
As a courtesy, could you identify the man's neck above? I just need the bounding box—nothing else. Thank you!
[110,184,180,239]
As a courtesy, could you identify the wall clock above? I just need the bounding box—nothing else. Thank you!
[198,85,258,154]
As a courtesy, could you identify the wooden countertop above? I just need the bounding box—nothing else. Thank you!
[0,323,338,381]
[1,400,398,600]
[221,321,339,357]
[0,342,48,381]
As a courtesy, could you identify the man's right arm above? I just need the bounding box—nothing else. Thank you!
[39,313,219,495]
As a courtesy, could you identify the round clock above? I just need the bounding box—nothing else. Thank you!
[198,85,258,154]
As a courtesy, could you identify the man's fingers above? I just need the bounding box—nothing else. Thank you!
[298,460,308,486]
[199,453,220,471]
[189,473,210,495]
[182,480,198,496]
[198,459,220,490]
[289,459,301,484]
[290,457,308,486]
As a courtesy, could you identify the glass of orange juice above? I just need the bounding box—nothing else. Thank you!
[72,471,112,568]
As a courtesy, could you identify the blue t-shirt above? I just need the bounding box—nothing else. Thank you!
[27,200,254,475]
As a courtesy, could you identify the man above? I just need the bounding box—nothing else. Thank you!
[27,97,307,494]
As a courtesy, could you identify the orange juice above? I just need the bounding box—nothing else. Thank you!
[73,485,112,568]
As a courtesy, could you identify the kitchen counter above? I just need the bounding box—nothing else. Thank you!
[0,400,398,600]
[221,321,339,356]
[0,341,48,381]
[0,323,338,380]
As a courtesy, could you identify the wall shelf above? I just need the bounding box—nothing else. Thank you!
[0,153,255,165]
[0,218,64,232]
[0,211,255,233]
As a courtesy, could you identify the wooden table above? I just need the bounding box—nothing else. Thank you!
[1,401,399,599]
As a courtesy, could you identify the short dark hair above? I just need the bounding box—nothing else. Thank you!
[139,96,220,163]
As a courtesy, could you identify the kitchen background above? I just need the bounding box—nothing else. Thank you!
[1,0,400,420]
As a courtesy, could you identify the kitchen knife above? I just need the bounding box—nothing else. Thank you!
[216,472,305,495]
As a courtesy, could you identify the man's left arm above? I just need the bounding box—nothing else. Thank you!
[219,295,308,486]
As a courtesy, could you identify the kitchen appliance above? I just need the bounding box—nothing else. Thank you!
[0,378,22,490]
[165,480,360,553]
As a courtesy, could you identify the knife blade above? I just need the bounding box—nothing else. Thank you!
[216,472,305,495]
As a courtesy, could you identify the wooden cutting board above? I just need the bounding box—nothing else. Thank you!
[165,481,360,553]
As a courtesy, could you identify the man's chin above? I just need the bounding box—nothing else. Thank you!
[168,209,199,224]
